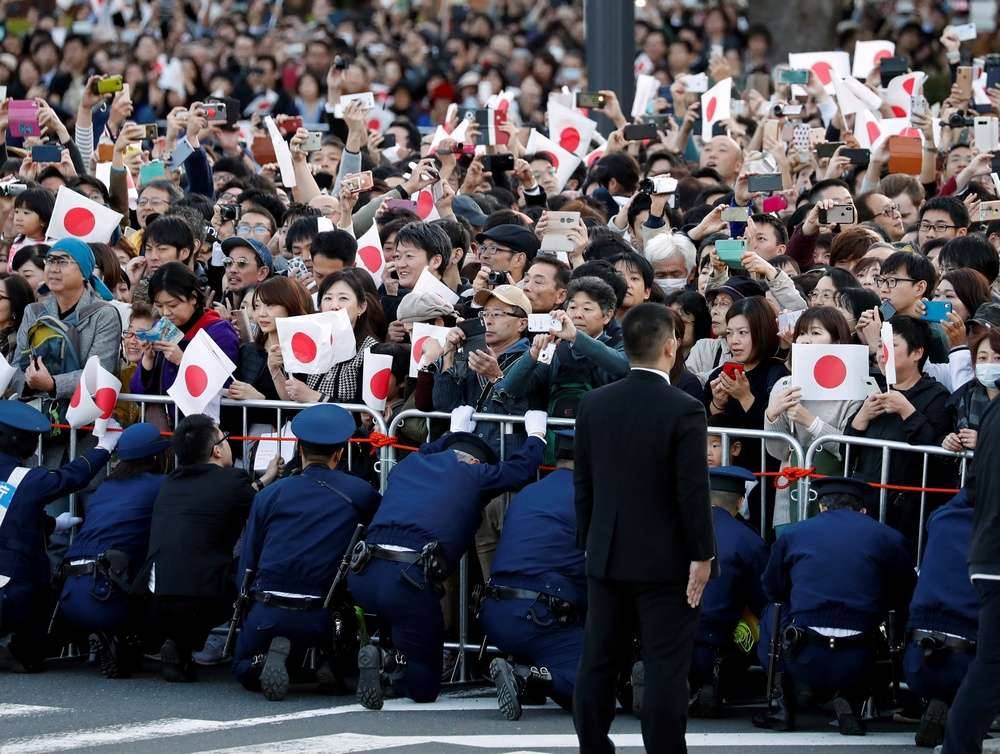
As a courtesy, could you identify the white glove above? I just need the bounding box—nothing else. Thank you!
[524,410,548,439]
[96,419,122,453]
[449,405,476,434]
[54,512,82,532]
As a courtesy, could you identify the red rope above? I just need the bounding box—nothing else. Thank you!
[758,467,960,495]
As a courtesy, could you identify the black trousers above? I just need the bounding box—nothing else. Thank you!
[574,577,699,754]
[145,596,229,660]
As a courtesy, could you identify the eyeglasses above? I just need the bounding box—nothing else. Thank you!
[213,431,232,448]
[223,257,255,270]
[874,275,916,289]
[136,197,170,209]
[918,222,958,233]
[479,244,514,259]
[236,223,272,237]
[809,290,835,304]
[123,329,139,339]
[479,310,521,322]
[875,203,900,218]
[43,255,73,269]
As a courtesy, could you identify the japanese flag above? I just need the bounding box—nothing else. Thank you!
[409,322,451,378]
[833,76,882,116]
[701,78,732,141]
[47,187,123,244]
[355,222,385,286]
[880,322,897,386]
[631,74,659,118]
[362,350,393,412]
[66,355,121,434]
[264,116,297,189]
[166,329,236,419]
[852,40,895,79]
[412,267,460,306]
[547,99,597,158]
[525,130,581,192]
[584,146,605,168]
[790,343,870,401]
[886,72,926,118]
[275,309,356,375]
[366,107,395,134]
[788,51,851,93]
[855,110,920,151]
[412,189,440,222]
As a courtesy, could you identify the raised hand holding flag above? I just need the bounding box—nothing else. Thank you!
[66,355,121,435]
[790,344,870,401]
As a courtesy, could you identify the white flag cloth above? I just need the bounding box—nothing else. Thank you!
[355,222,385,286]
[855,110,920,151]
[788,51,851,93]
[362,350,394,412]
[880,322,897,387]
[701,78,732,141]
[790,343,870,401]
[0,352,15,397]
[275,309,356,375]
[48,187,123,244]
[852,40,895,79]
[409,322,452,378]
[631,74,659,117]
[885,72,926,118]
[525,130,581,192]
[264,116,297,188]
[833,76,883,115]
[412,189,440,221]
[547,99,597,158]
[65,355,121,434]
[166,329,236,418]
[412,267,460,306]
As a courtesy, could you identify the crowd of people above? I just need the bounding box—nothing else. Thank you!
[1,0,1000,751]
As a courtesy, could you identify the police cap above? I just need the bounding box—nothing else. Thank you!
[0,400,51,434]
[291,404,355,445]
[441,431,497,464]
[117,422,171,461]
[812,476,871,504]
[709,465,756,494]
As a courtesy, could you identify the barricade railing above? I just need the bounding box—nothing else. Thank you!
[802,434,971,561]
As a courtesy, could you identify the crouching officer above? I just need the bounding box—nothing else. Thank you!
[348,406,548,709]
[481,429,585,721]
[689,466,768,717]
[0,401,120,672]
[753,477,914,736]
[233,404,381,701]
[55,423,170,678]
[903,488,978,748]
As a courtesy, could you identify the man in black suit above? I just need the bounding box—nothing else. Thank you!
[573,303,716,754]
[134,414,278,682]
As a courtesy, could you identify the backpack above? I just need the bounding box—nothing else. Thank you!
[544,380,591,465]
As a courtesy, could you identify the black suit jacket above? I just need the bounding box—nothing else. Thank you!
[574,369,716,584]
[133,464,253,598]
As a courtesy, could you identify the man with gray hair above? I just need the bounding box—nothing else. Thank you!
[644,233,697,294]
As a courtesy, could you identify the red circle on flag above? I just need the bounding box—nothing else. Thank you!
[813,354,847,389]
[866,121,881,144]
[65,207,96,237]
[367,118,380,132]
[873,49,893,64]
[185,365,209,397]
[586,149,604,167]
[95,387,117,420]
[811,61,833,86]
[413,336,429,363]
[359,245,383,273]
[705,96,718,121]
[70,384,82,408]
[291,332,318,363]
[416,191,435,219]
[891,105,907,118]
[559,127,581,153]
[881,343,890,364]
[901,127,921,139]
[370,368,391,400]
[902,77,917,95]
[542,150,560,168]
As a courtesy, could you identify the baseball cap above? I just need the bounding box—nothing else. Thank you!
[473,284,533,314]
[706,276,766,303]
[453,195,488,227]
[475,224,540,259]
[969,302,1000,329]
[221,236,274,272]
[397,291,457,323]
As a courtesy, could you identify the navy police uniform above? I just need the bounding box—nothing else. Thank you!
[232,405,381,699]
[0,401,111,670]
[480,465,585,715]
[349,430,544,705]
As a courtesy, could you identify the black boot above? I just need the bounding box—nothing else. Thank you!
[691,653,723,718]
[490,658,523,721]
[832,696,866,736]
[260,637,291,701]
[521,665,552,705]
[915,698,948,748]
[357,644,384,710]
[752,673,797,731]
[94,633,129,679]
[159,639,196,682]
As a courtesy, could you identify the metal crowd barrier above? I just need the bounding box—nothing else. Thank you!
[802,434,972,561]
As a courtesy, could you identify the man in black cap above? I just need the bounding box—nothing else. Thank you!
[348,405,549,709]
[753,476,914,736]
[473,224,541,286]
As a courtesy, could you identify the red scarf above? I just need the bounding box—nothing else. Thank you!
[182,308,223,343]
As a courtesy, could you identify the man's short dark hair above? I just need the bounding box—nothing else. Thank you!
[68,175,111,205]
[238,189,286,226]
[174,193,216,223]
[939,235,999,284]
[431,218,471,268]
[890,314,931,370]
[806,178,851,204]
[623,303,679,363]
[213,156,250,179]
[566,276,617,313]
[527,255,571,289]
[749,213,789,245]
[591,153,641,194]
[395,222,452,268]
[139,178,183,204]
[312,229,358,266]
[881,251,937,294]
[145,216,195,257]
[584,230,633,262]
[173,414,221,465]
[918,195,969,229]
[572,260,626,309]
[285,217,319,254]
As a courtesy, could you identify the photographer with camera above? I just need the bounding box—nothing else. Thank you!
[470,224,541,291]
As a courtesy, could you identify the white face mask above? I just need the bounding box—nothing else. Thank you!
[656,278,687,293]
[976,363,1000,389]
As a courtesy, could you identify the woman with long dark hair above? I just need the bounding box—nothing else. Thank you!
[0,273,35,363]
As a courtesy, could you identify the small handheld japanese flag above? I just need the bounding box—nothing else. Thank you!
[362,350,393,412]
[355,222,385,286]
[852,40,895,79]
[166,329,236,418]
[790,343,870,401]
[412,267,460,306]
[833,76,882,116]
[788,51,851,94]
[631,74,659,118]
[547,99,597,158]
[885,72,926,118]
[412,189,440,221]
[66,355,121,434]
[48,187,123,244]
[275,309,356,375]
[701,78,732,141]
[855,109,919,151]
[409,322,451,378]
[525,130,581,192]
[880,322,897,386]
[264,116,297,189]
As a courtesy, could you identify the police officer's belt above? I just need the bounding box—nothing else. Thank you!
[910,628,976,655]
[61,560,98,577]
[484,584,579,621]
[784,626,870,652]
[252,593,324,610]
[366,545,422,565]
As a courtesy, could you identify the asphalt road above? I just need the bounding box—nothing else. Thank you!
[0,656,939,754]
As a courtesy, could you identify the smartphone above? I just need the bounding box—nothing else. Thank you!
[302,132,323,152]
[384,198,417,211]
[528,314,558,333]
[575,92,606,109]
[716,239,746,269]
[380,133,397,148]
[342,171,374,193]
[92,74,124,95]
[458,317,488,355]
[721,206,749,223]
[779,68,810,85]
[922,301,953,323]
[721,361,746,379]
[203,102,228,123]
[483,154,514,172]
[879,56,909,88]
[910,95,929,120]
[987,59,1000,90]
[30,144,62,163]
[747,173,783,193]
[816,142,844,159]
[819,204,857,224]
[956,66,973,101]
[978,200,1000,221]
[623,123,658,141]
[879,301,897,322]
[954,23,978,42]
[991,155,1000,174]
[761,194,789,213]
[250,134,277,165]
[279,116,303,136]
[841,148,871,167]
[975,117,999,151]
[96,143,114,162]
[142,124,159,141]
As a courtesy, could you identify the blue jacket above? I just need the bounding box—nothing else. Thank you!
[761,508,915,632]
[65,472,162,571]
[368,434,544,569]
[908,490,979,639]
[490,468,586,607]
[0,448,110,585]
[700,506,769,635]
[240,465,381,596]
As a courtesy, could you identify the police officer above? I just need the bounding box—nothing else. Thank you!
[689,466,769,718]
[903,489,978,748]
[233,404,381,701]
[481,429,585,721]
[56,423,170,678]
[348,405,548,709]
[753,477,915,736]
[0,401,120,672]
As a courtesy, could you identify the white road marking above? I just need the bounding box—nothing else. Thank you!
[0,704,66,719]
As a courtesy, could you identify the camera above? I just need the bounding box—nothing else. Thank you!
[204,225,219,243]
[334,55,348,70]
[219,204,240,222]
[638,178,654,195]
[0,183,27,197]
[947,111,975,128]
[487,271,508,287]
